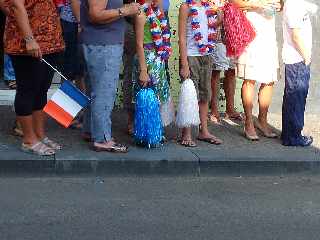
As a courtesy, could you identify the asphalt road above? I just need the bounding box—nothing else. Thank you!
[0,176,320,240]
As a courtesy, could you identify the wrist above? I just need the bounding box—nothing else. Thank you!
[118,7,125,17]
[24,35,34,43]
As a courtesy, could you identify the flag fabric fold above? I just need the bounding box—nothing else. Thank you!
[44,80,90,128]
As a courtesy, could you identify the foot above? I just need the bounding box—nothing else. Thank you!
[244,125,259,141]
[127,122,134,136]
[255,121,278,138]
[179,139,197,148]
[41,137,62,150]
[92,141,128,153]
[283,136,313,147]
[208,113,221,124]
[81,132,92,142]
[21,141,55,156]
[69,119,83,130]
[197,132,223,145]
[225,111,244,122]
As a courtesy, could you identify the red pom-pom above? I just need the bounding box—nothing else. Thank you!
[223,3,256,57]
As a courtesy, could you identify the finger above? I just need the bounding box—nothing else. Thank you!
[38,49,43,59]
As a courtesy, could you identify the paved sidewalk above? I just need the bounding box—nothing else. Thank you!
[0,105,319,175]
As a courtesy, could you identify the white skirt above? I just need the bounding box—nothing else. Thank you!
[236,11,280,84]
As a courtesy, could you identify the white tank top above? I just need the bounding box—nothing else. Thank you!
[186,6,209,56]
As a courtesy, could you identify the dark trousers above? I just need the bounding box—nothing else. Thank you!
[10,53,62,116]
[281,62,311,145]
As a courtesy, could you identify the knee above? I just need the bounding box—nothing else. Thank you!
[33,92,47,111]
[15,91,34,116]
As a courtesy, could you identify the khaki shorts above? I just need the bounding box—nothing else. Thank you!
[187,55,213,102]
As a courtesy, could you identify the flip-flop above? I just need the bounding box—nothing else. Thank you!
[179,140,197,148]
[92,143,128,153]
[255,122,278,139]
[197,137,223,145]
[7,80,17,90]
[225,113,244,122]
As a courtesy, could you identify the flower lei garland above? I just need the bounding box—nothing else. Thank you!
[186,0,217,55]
[143,3,172,61]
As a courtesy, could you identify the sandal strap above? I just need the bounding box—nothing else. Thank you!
[42,137,62,150]
[22,142,55,156]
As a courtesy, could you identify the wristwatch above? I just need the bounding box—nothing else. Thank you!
[24,35,34,43]
[118,8,124,17]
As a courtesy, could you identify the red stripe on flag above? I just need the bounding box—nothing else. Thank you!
[44,101,74,128]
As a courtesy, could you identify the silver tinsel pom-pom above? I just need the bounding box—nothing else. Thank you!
[176,79,200,128]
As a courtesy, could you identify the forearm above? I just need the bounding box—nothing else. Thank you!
[70,0,80,22]
[292,30,311,62]
[178,4,189,68]
[89,8,121,24]
[12,1,33,39]
[179,40,188,68]
[137,45,148,71]
[230,0,261,10]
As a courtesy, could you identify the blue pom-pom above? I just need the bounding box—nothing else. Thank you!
[134,88,163,148]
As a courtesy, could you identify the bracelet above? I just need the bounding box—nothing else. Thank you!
[118,8,124,17]
[24,35,34,43]
[140,69,148,72]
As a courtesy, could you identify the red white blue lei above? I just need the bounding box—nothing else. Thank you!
[186,0,217,55]
[143,2,172,61]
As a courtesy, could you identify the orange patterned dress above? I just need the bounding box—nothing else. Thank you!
[4,0,65,55]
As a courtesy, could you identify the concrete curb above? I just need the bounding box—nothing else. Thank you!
[0,158,319,176]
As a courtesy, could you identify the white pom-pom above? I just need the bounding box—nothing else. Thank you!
[160,97,175,127]
[176,79,200,128]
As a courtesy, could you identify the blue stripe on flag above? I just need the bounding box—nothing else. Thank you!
[60,80,90,108]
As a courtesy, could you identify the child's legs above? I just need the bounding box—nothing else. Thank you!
[224,68,237,115]
[210,70,221,117]
[188,55,219,138]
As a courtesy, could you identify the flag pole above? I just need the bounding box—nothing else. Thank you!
[41,58,69,82]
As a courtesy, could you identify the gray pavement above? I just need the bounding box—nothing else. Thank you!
[0,176,320,240]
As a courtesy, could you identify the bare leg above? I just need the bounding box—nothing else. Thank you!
[241,79,257,137]
[17,115,39,145]
[32,110,47,140]
[257,83,275,135]
[127,110,134,135]
[224,68,241,118]
[210,70,221,122]
[198,101,223,144]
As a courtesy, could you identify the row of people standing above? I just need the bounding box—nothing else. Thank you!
[1,0,314,156]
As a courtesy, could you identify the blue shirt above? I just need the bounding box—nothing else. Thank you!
[163,0,170,12]
[60,0,78,23]
[80,0,125,45]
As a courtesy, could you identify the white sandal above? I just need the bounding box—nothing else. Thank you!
[21,142,55,156]
[41,137,62,150]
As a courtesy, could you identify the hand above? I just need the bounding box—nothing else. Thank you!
[304,57,311,66]
[122,3,141,16]
[26,39,42,59]
[139,70,150,87]
[260,0,281,11]
[180,65,190,80]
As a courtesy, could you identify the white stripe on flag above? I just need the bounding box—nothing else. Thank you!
[50,89,83,118]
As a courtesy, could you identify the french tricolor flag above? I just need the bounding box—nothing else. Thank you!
[44,81,90,128]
